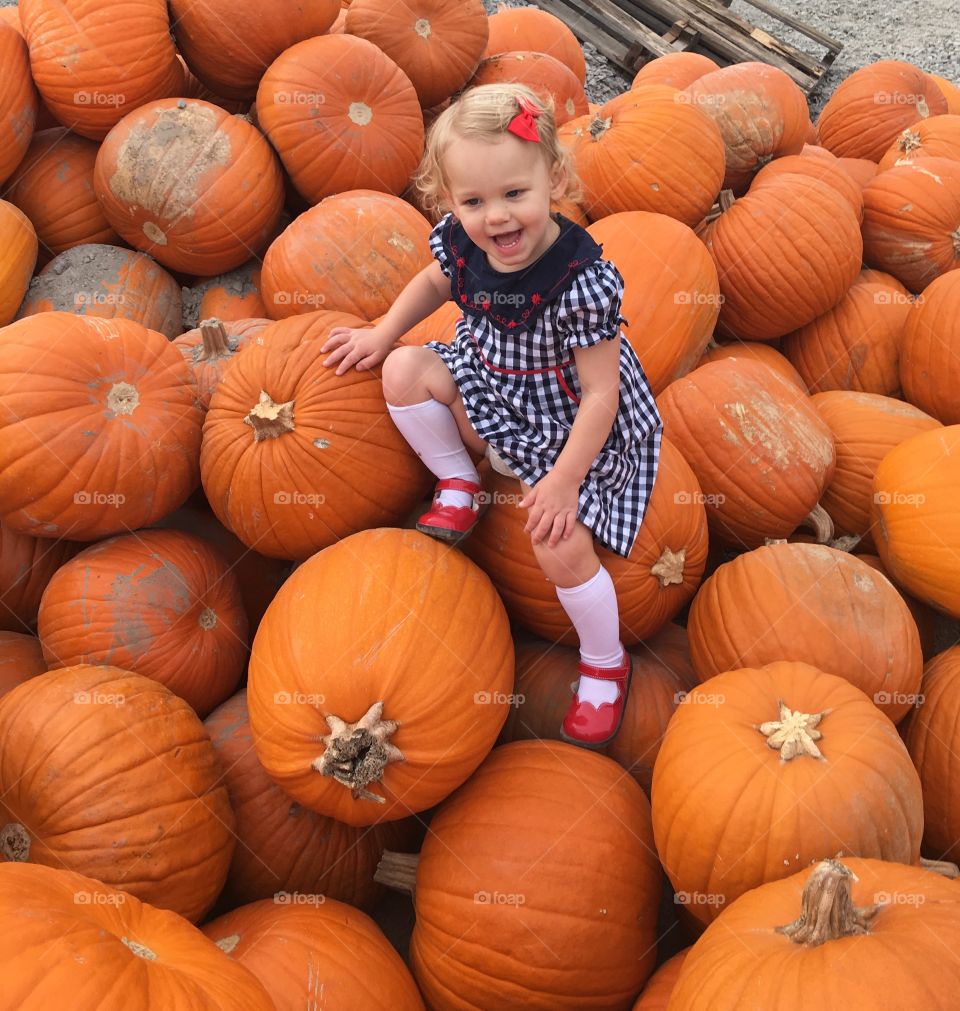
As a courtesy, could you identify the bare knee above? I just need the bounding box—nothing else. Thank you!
[532,523,599,588]
[382,347,444,405]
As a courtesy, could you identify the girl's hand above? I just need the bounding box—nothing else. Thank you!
[321,325,394,375]
[520,472,580,548]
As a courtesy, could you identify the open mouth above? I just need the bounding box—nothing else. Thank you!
[492,229,523,251]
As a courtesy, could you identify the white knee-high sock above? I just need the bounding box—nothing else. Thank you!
[555,565,625,706]
[387,399,480,508]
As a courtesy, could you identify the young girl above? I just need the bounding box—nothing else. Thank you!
[321,84,662,749]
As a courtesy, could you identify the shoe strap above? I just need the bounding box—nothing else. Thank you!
[434,478,481,495]
[578,656,630,681]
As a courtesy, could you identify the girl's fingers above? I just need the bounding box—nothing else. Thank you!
[320,328,350,352]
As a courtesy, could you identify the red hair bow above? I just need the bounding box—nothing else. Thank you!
[507,97,542,142]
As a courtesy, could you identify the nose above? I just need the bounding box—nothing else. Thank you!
[486,200,510,225]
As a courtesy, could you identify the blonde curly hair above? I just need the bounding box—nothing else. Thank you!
[413,83,582,220]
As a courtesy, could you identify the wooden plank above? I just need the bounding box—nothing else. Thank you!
[535,0,636,68]
[734,0,842,52]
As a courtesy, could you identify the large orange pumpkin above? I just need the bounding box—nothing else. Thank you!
[587,211,720,393]
[389,740,662,1008]
[856,551,939,662]
[696,340,806,389]
[20,0,180,141]
[0,313,202,541]
[667,857,960,1009]
[0,523,76,633]
[173,317,270,410]
[751,152,864,221]
[485,5,585,84]
[203,898,425,1010]
[779,268,913,395]
[256,34,425,203]
[651,661,923,925]
[686,542,924,722]
[469,50,588,126]
[37,530,247,717]
[200,311,430,560]
[561,87,725,226]
[683,62,810,193]
[169,0,339,100]
[872,424,960,617]
[877,113,960,170]
[0,630,45,697]
[900,269,960,422]
[0,666,236,921]
[17,243,183,338]
[861,156,960,292]
[197,263,268,322]
[346,0,488,109]
[0,21,38,185]
[0,863,275,1010]
[632,52,718,90]
[656,358,836,547]
[248,528,514,827]
[465,439,708,646]
[0,198,36,325]
[261,190,432,320]
[206,690,418,911]
[633,949,689,1010]
[94,99,284,275]
[816,60,948,161]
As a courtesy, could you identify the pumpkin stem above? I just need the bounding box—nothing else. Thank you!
[312,700,405,804]
[589,114,612,141]
[650,546,686,586]
[798,504,834,544]
[828,533,862,553]
[776,858,879,946]
[375,850,420,897]
[0,822,30,861]
[756,699,831,761]
[244,390,295,442]
[920,856,960,879]
[951,227,960,256]
[196,318,235,361]
[703,188,737,223]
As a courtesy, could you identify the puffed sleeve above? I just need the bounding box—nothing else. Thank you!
[556,260,628,352]
[428,213,455,279]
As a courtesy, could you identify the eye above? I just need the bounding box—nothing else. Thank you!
[464,198,481,207]
[506,189,523,198]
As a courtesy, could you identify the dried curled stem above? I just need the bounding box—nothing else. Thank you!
[756,700,831,761]
[375,850,420,897]
[312,701,404,804]
[776,858,879,946]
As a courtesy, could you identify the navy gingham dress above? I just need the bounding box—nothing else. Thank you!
[425,212,662,558]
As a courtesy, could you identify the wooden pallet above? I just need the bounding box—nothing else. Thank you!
[534,0,842,94]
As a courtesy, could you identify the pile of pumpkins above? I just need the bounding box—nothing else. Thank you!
[1,0,960,1007]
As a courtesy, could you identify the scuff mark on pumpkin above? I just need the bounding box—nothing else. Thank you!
[387,231,415,253]
[314,438,331,449]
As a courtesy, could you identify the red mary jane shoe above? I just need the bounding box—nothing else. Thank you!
[415,478,483,543]
[559,653,633,750]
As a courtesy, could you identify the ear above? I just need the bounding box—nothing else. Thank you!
[548,161,568,201]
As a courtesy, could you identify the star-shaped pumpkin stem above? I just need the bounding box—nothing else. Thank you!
[757,699,831,761]
[244,389,295,442]
[312,701,404,804]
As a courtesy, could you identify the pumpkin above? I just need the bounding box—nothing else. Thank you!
[810,391,942,548]
[667,857,960,1009]
[169,0,339,100]
[683,62,810,193]
[37,529,247,717]
[695,341,807,390]
[0,523,76,633]
[0,863,275,1010]
[200,310,431,560]
[0,199,36,325]
[0,630,45,697]
[202,898,425,1010]
[247,528,514,826]
[397,299,460,347]
[379,740,663,1007]
[816,60,948,161]
[0,665,236,921]
[205,690,418,911]
[17,243,183,338]
[656,358,836,547]
[633,949,689,1010]
[651,661,923,925]
[0,21,37,185]
[466,439,707,645]
[0,313,202,541]
[900,270,960,423]
[686,542,924,721]
[561,88,725,226]
[931,73,960,113]
[93,99,284,276]
[751,153,864,221]
[0,7,22,35]
[586,211,720,393]
[173,317,270,410]
[877,113,960,170]
[904,647,960,861]
[173,55,251,115]
[197,263,268,322]
[502,623,697,794]
[702,173,863,340]
[836,154,880,189]
[632,52,718,90]
[485,5,585,84]
[872,424,960,617]
[346,0,488,109]
[469,51,588,126]
[779,268,913,395]
[261,190,432,320]
[19,0,181,141]
[4,128,117,262]
[551,194,589,225]
[861,156,960,292]
[256,35,424,204]
[856,552,939,662]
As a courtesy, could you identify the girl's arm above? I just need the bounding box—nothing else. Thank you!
[521,337,621,546]
[321,261,451,374]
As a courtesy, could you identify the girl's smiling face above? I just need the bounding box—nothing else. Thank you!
[443,132,568,273]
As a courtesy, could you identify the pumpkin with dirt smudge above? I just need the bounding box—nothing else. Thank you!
[197,262,268,322]
[0,21,37,185]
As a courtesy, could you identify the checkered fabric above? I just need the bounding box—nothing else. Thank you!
[424,213,662,558]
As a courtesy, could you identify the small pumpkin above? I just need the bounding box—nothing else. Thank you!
[632,52,718,90]
[0,630,45,697]
[469,50,588,126]
[173,317,270,410]
[197,262,268,322]
[0,199,36,326]
[485,5,586,84]
[899,270,960,423]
